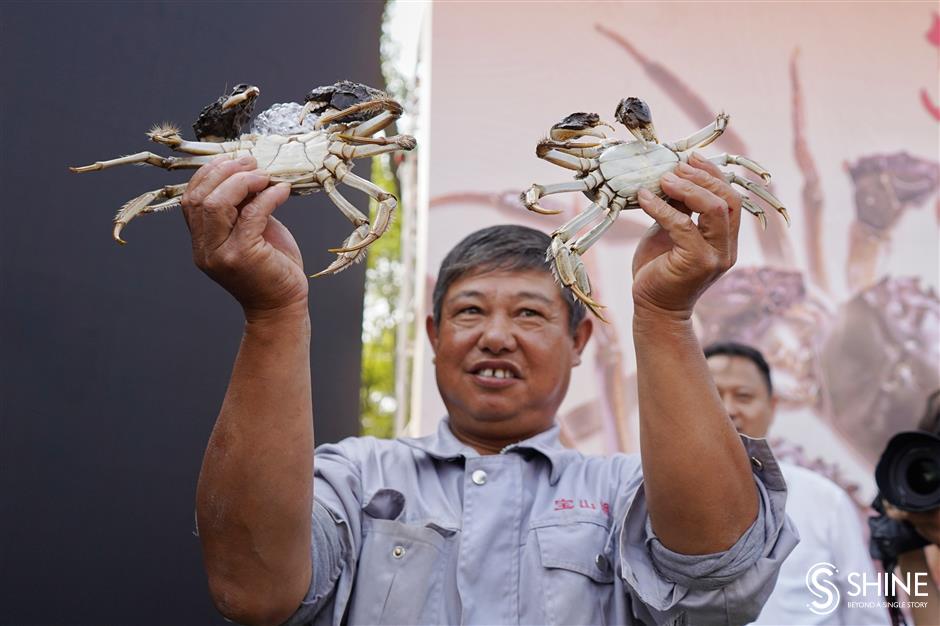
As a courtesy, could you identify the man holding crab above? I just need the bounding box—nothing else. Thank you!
[186,152,796,625]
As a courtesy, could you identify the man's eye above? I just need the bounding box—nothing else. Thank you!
[736,394,754,402]
[458,306,481,315]
[519,308,543,318]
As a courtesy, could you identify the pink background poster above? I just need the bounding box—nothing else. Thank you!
[414,2,939,502]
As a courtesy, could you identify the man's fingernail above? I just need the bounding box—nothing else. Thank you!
[661,172,680,183]
[677,162,695,174]
[638,188,653,200]
[238,156,254,165]
[690,151,704,163]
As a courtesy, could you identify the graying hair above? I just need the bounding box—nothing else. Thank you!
[431,224,586,335]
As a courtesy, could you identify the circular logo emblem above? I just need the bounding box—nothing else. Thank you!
[805,562,841,616]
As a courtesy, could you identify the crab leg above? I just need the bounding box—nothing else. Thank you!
[535,145,599,175]
[726,173,791,227]
[311,171,398,276]
[328,172,397,254]
[552,200,607,242]
[663,112,730,152]
[706,153,772,184]
[70,152,218,173]
[341,110,401,138]
[522,179,596,215]
[112,183,188,244]
[549,194,615,318]
[310,180,371,277]
[329,137,417,161]
[150,135,250,156]
[311,98,403,129]
[537,139,608,159]
[335,133,414,147]
[570,198,625,254]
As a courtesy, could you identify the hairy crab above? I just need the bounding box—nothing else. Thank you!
[71,80,416,276]
[523,97,790,318]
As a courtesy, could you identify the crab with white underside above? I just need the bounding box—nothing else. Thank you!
[71,81,416,276]
[523,97,790,320]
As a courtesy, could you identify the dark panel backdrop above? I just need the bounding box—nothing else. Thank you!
[0,2,383,623]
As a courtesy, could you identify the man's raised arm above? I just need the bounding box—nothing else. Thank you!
[183,156,314,625]
[630,153,759,555]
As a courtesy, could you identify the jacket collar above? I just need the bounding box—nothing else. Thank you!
[399,417,578,484]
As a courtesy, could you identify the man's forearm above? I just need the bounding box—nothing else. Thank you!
[633,312,758,555]
[196,305,313,624]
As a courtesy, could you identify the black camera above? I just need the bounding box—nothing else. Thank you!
[868,430,940,565]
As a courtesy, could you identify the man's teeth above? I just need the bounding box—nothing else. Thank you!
[478,368,514,379]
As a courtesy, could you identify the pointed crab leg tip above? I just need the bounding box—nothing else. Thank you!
[527,204,562,215]
[571,285,605,310]
[761,174,772,185]
[779,208,792,227]
[757,213,768,231]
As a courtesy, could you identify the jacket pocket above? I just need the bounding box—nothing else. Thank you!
[534,519,616,625]
[347,518,446,625]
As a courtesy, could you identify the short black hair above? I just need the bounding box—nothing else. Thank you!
[431,224,586,335]
[703,341,773,395]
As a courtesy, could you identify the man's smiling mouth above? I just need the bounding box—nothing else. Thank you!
[475,368,517,379]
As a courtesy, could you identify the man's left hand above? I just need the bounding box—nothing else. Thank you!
[632,153,743,321]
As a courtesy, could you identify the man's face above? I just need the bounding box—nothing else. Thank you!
[706,354,777,438]
[426,268,592,444]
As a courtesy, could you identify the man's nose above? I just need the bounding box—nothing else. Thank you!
[477,314,518,353]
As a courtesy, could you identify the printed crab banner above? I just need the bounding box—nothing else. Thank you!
[413,1,939,505]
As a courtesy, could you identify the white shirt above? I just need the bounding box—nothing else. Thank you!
[752,461,890,625]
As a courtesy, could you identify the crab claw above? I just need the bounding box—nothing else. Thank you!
[550,112,614,141]
[298,100,321,125]
[222,85,260,110]
[777,207,791,227]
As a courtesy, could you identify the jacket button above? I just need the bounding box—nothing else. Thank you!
[392,546,405,558]
[471,469,487,485]
[595,554,609,573]
[750,456,764,471]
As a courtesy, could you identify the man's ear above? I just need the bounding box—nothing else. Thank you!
[571,317,593,367]
[425,314,439,355]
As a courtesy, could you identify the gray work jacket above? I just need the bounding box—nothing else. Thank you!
[284,419,797,625]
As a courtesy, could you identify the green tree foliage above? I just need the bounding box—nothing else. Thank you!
[359,154,401,439]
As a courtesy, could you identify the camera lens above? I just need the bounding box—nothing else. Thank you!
[876,431,940,511]
[907,458,939,495]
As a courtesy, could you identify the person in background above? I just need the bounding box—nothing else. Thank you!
[705,341,889,625]
[885,390,940,626]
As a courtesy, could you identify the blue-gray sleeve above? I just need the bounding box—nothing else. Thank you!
[280,440,366,626]
[618,436,800,625]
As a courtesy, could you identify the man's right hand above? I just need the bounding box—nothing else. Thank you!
[181,156,307,319]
